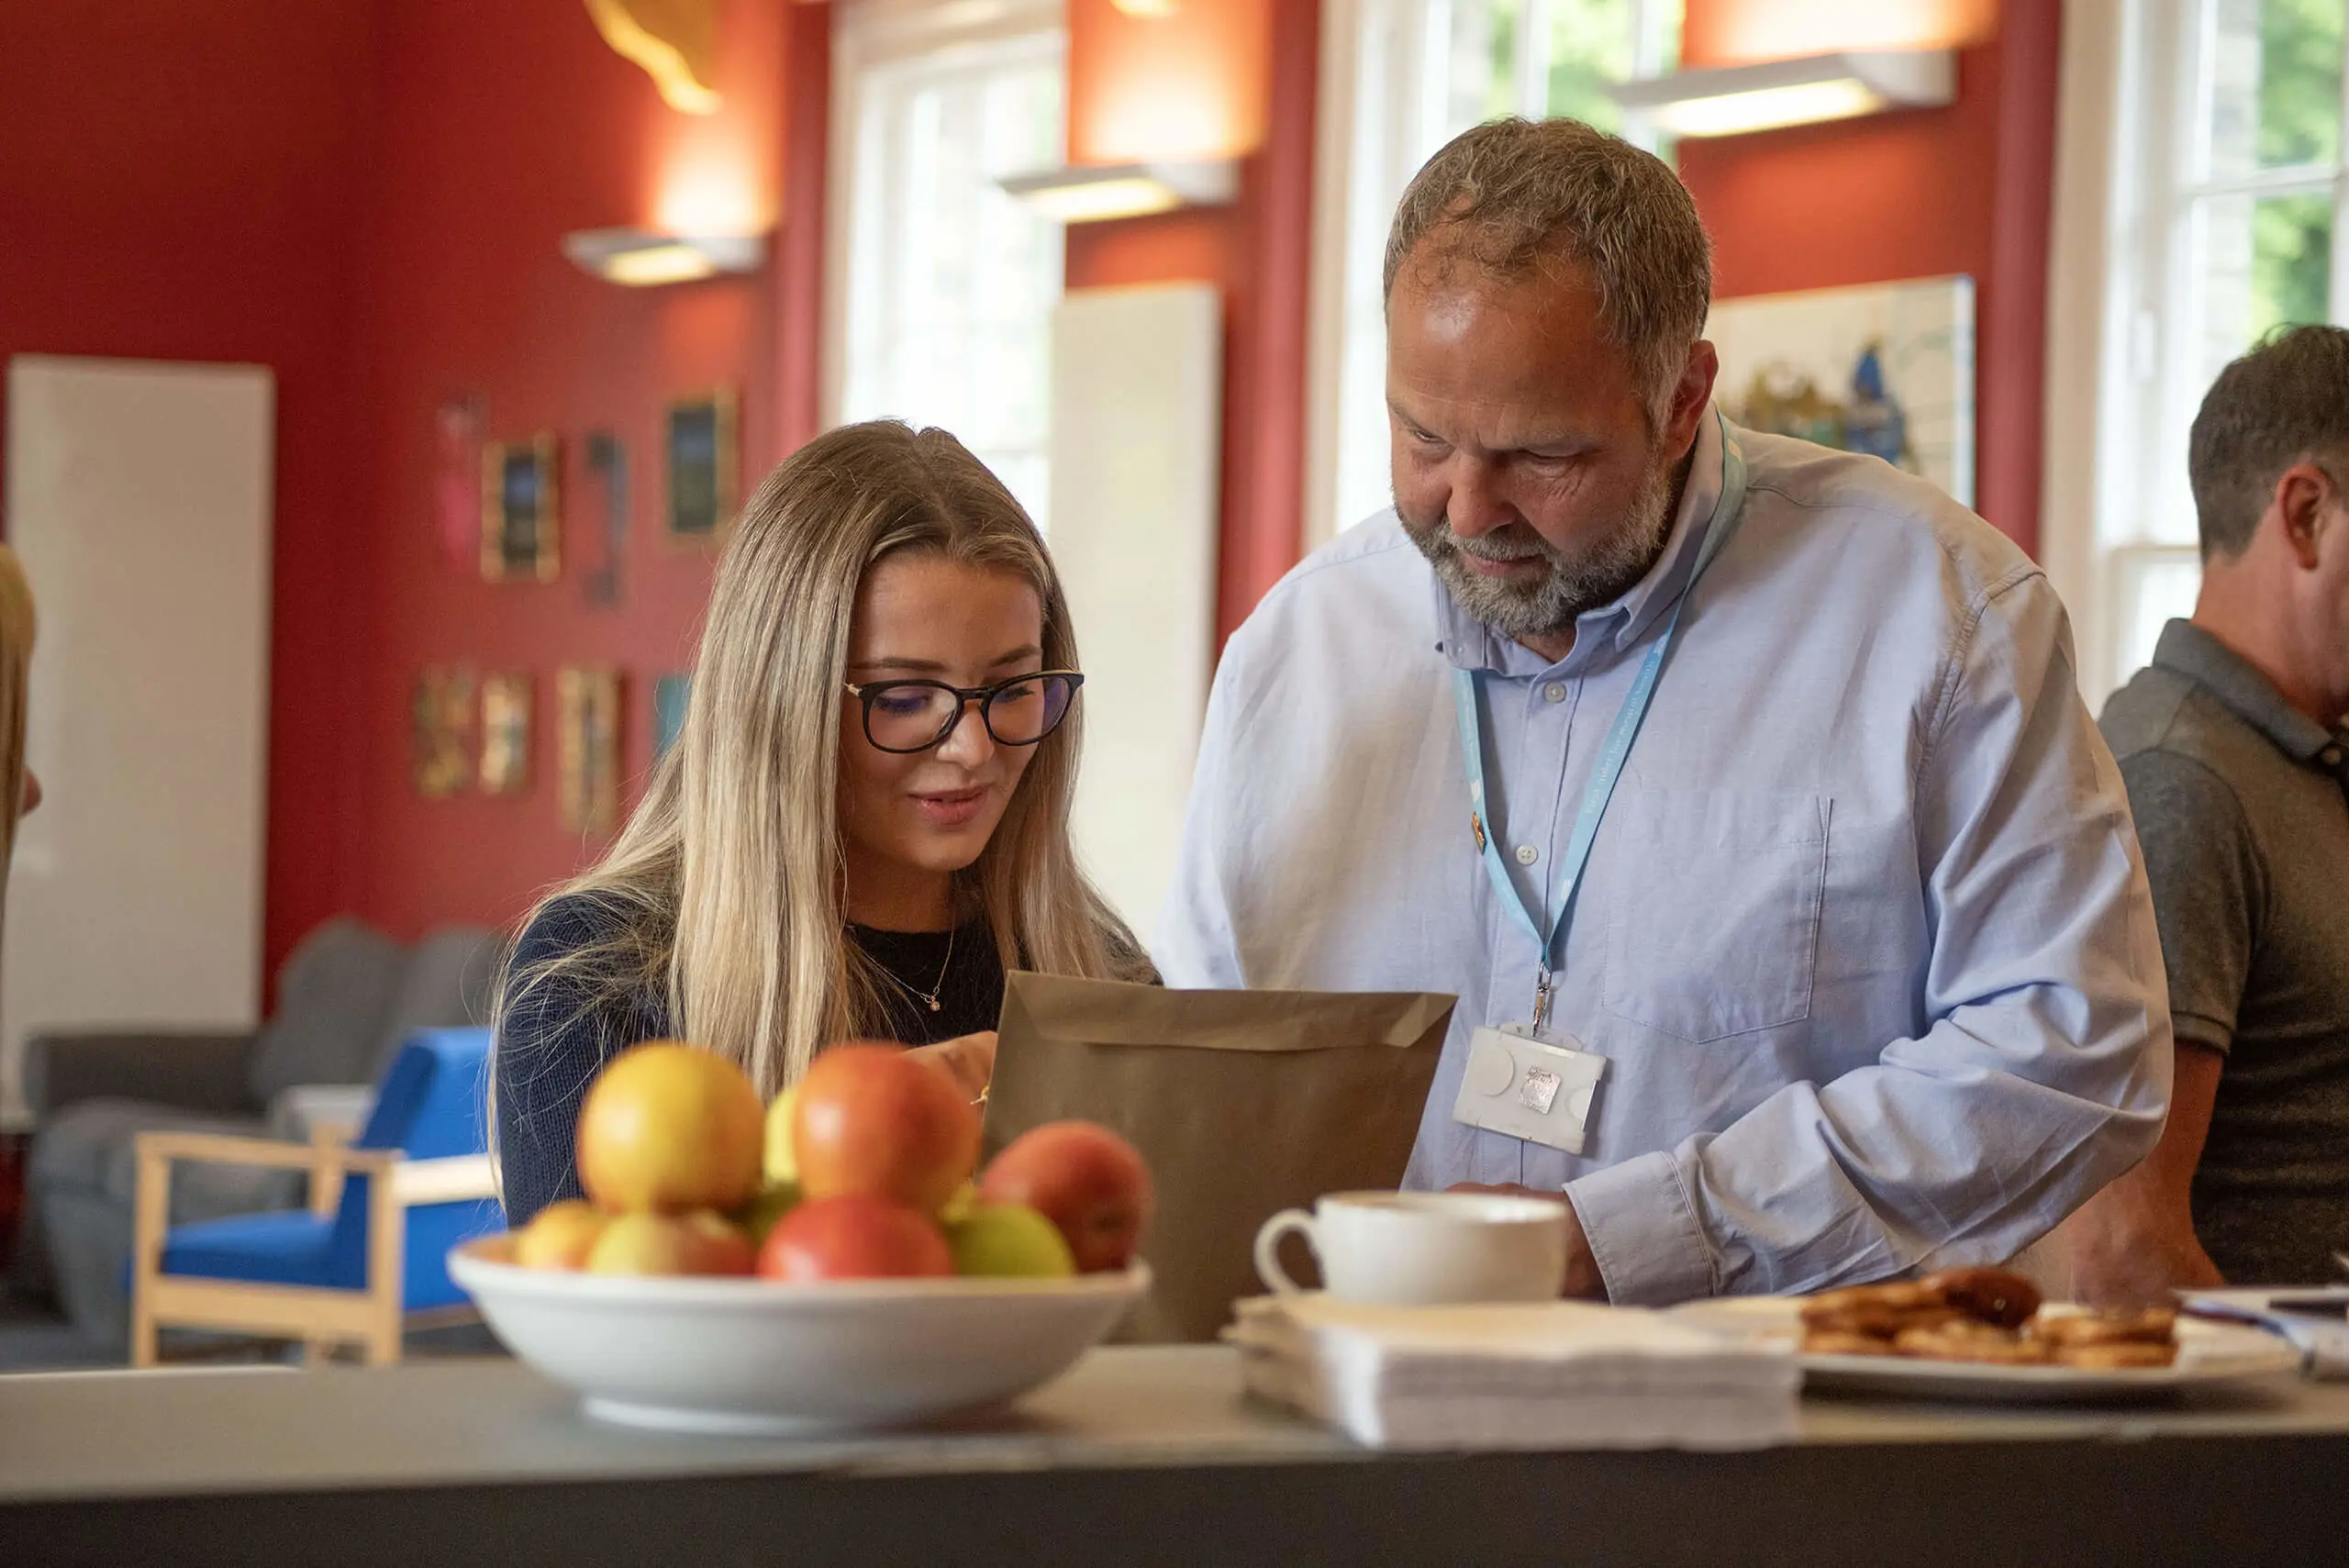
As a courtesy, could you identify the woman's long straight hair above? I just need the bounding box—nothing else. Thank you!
[494,422,1145,1098]
[0,547,35,891]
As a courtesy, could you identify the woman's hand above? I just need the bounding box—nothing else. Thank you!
[907,1029,996,1104]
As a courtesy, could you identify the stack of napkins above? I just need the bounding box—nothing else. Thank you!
[2183,1288,2349,1378]
[1225,1295,1799,1451]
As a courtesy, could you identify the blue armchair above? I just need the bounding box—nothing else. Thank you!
[128,1028,504,1366]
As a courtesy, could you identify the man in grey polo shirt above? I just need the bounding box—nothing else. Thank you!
[2070,325,2349,1295]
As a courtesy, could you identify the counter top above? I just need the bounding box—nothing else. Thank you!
[5,1347,2344,1565]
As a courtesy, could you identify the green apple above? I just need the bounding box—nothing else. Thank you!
[947,1203,1076,1279]
[763,1084,801,1184]
[733,1180,803,1248]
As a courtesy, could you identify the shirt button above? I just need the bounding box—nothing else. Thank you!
[1543,684,1567,704]
[1515,844,1540,865]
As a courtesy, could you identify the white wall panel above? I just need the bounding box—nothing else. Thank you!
[3,356,273,1120]
[1045,284,1221,939]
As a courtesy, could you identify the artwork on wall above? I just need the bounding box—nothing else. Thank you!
[482,433,562,583]
[666,388,738,542]
[478,672,533,795]
[434,395,484,575]
[1707,275,1976,506]
[653,672,691,762]
[558,666,624,834]
[582,430,629,609]
[412,666,476,798]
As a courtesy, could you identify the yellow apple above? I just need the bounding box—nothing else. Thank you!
[514,1200,609,1270]
[575,1041,763,1214]
[763,1084,801,1184]
[584,1210,756,1276]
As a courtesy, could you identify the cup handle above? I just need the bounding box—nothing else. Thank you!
[1253,1208,1318,1296]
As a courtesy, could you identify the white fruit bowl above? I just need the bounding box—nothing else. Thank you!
[450,1235,1149,1436]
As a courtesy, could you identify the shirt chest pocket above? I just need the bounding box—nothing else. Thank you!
[1600,788,1829,1042]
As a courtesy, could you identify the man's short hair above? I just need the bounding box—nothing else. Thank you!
[2188,324,2349,561]
[1383,117,1712,421]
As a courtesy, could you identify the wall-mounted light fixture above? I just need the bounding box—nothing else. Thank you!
[562,227,765,287]
[1608,49,1954,139]
[997,160,1238,224]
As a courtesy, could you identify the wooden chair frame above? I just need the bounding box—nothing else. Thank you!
[130,1129,495,1368]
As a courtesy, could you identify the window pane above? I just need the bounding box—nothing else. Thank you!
[1448,0,1521,125]
[841,38,1064,532]
[2195,190,2334,383]
[2205,0,2343,178]
[2115,553,2203,686]
[1545,0,1639,129]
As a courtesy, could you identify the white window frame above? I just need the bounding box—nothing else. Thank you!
[823,0,1067,527]
[2043,0,2349,706]
[1303,0,1678,550]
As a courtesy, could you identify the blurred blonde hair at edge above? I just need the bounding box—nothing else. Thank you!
[495,420,1144,1101]
[0,546,34,875]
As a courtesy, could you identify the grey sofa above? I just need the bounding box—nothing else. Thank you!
[15,917,499,1346]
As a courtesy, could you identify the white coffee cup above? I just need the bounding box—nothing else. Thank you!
[1252,1190,1569,1306]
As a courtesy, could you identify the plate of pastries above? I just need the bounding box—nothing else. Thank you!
[1789,1268,2299,1401]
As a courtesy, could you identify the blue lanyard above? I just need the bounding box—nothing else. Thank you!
[1451,409,1749,1029]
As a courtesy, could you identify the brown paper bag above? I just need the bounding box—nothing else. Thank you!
[984,973,1457,1343]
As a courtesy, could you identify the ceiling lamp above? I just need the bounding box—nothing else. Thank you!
[1608,49,1955,139]
[562,228,765,286]
[997,160,1239,224]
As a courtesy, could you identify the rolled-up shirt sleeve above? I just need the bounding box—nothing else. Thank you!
[1566,570,2174,1300]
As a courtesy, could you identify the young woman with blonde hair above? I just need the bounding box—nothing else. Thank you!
[495,422,1149,1222]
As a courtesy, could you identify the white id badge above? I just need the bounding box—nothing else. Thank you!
[1451,1024,1608,1155]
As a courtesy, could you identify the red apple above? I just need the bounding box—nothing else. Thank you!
[792,1043,980,1216]
[758,1194,953,1282]
[977,1122,1152,1273]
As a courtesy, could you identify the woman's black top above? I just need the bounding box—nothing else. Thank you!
[495,894,1006,1223]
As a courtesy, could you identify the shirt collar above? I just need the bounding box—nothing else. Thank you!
[2151,619,2342,765]
[1433,409,1729,677]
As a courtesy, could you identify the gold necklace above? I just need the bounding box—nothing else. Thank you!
[871,923,954,1014]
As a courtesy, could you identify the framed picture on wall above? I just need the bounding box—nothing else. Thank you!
[478,672,532,795]
[412,666,476,798]
[557,666,623,834]
[652,672,691,762]
[582,429,628,608]
[1708,276,1976,506]
[482,433,562,582]
[665,389,738,542]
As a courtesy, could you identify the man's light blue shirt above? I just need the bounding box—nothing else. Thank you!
[1156,414,2171,1304]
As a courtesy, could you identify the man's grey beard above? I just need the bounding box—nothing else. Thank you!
[1401,462,1679,643]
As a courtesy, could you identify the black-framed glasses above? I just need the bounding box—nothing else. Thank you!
[843,671,1085,754]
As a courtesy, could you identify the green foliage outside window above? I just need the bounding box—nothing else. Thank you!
[2247,0,2343,335]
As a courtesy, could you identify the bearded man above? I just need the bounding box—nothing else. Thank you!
[1157,117,2170,1303]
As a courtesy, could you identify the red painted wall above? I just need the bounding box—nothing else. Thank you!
[336,0,786,948]
[1676,0,2054,552]
[0,0,381,991]
[1063,0,1319,647]
[2,0,2064,986]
